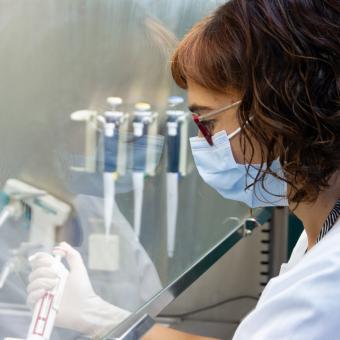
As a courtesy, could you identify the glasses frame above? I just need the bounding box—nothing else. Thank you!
[191,100,242,146]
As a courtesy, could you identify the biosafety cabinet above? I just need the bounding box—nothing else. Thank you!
[0,1,294,339]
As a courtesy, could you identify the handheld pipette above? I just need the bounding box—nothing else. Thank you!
[166,96,188,257]
[102,97,128,237]
[0,191,22,228]
[132,102,158,239]
[0,179,71,248]
[26,246,69,340]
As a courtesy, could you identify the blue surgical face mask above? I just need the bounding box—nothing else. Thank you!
[190,130,288,208]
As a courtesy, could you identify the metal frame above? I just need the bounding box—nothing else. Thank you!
[104,207,273,340]
[268,207,289,278]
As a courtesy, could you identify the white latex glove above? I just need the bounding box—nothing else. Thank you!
[27,242,131,337]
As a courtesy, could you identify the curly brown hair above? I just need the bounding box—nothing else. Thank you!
[171,0,340,204]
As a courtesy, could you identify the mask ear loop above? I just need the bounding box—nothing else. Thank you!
[228,115,254,141]
[228,126,242,140]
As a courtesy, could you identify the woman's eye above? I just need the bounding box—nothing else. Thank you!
[201,119,216,132]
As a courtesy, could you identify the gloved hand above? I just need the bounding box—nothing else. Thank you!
[27,242,131,337]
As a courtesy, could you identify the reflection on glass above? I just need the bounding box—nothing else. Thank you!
[0,0,248,339]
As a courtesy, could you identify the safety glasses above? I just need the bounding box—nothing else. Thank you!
[191,100,242,146]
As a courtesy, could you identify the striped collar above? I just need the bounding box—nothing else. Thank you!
[305,199,340,254]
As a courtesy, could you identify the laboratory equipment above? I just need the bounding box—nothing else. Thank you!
[0,179,71,248]
[166,96,189,257]
[87,97,130,272]
[27,241,132,338]
[101,97,129,237]
[27,247,68,340]
[5,247,69,340]
[69,98,129,235]
[0,192,24,229]
[132,102,159,239]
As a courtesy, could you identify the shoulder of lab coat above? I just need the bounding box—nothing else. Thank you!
[279,228,307,275]
[233,219,340,340]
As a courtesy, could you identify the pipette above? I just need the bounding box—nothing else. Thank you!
[0,191,22,229]
[0,179,71,248]
[166,96,188,257]
[102,97,124,237]
[26,246,69,340]
[132,102,158,239]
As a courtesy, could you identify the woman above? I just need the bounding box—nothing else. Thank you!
[28,1,340,339]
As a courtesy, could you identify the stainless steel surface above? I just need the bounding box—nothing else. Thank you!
[268,207,289,277]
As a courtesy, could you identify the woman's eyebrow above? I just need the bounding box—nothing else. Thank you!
[188,104,213,114]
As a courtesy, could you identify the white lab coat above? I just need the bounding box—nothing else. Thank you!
[233,219,340,340]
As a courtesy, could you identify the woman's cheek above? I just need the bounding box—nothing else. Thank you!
[230,134,263,164]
